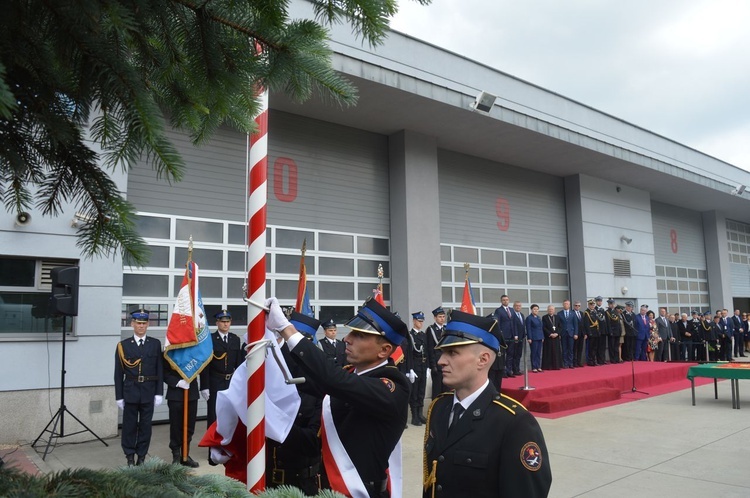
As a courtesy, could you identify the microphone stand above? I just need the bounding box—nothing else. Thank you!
[624,356,649,395]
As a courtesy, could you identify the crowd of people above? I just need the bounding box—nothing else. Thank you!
[114,294,750,497]
[114,300,553,497]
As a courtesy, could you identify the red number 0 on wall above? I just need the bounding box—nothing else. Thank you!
[273,157,298,203]
[670,229,678,253]
[496,197,511,231]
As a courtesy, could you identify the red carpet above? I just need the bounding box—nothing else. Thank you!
[501,361,715,419]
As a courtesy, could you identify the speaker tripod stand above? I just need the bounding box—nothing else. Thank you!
[31,316,108,460]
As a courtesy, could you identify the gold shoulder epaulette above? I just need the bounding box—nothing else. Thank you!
[492,393,529,415]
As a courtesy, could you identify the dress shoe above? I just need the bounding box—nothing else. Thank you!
[419,413,427,423]
[411,418,422,427]
[180,455,200,468]
[126,455,135,467]
[136,455,146,466]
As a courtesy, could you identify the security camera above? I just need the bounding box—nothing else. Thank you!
[14,212,32,227]
[732,184,747,196]
[620,235,632,244]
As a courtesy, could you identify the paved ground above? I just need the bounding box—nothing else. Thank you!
[4,378,750,497]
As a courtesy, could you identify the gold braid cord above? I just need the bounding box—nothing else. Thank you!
[424,392,451,495]
[585,310,599,328]
[117,342,142,376]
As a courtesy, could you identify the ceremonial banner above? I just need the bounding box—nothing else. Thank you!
[460,277,477,315]
[164,261,213,382]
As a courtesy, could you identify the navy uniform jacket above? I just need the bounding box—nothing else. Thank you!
[424,384,552,498]
[425,323,445,370]
[164,356,200,401]
[605,308,621,336]
[319,337,347,368]
[114,336,163,403]
[582,310,601,337]
[404,328,428,371]
[288,337,409,484]
[199,331,244,392]
[493,306,517,340]
[622,311,636,337]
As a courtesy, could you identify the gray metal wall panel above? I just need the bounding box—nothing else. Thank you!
[127,111,390,236]
[651,201,706,269]
[730,263,750,297]
[267,111,390,236]
[438,150,567,255]
[127,125,247,221]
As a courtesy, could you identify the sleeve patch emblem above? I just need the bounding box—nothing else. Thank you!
[520,442,543,471]
[380,377,395,392]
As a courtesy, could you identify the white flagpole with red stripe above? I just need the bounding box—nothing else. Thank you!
[246,68,269,491]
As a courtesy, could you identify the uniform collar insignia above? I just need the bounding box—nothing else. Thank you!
[473,409,481,417]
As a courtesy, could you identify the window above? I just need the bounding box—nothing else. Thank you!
[0,257,76,335]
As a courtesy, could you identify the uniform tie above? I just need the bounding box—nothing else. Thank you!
[449,403,464,432]
[223,335,228,345]
[138,339,144,348]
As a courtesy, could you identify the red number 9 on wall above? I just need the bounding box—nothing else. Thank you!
[670,229,678,253]
[496,197,510,231]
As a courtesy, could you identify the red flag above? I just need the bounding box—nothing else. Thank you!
[460,277,477,315]
[373,283,403,363]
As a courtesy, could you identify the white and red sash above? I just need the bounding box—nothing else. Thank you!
[321,394,403,498]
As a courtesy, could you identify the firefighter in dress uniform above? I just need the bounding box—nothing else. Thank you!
[199,309,244,465]
[320,319,347,367]
[267,297,409,498]
[406,311,428,426]
[114,309,164,466]
[267,311,324,496]
[605,299,622,363]
[426,307,447,398]
[594,296,609,364]
[423,310,552,497]
[584,299,602,366]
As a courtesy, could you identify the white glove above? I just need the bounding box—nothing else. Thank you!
[154,395,163,407]
[116,399,125,410]
[210,447,232,464]
[176,379,190,390]
[407,370,417,383]
[264,297,291,332]
[200,389,210,401]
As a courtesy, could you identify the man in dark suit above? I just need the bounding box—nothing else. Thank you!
[572,301,587,367]
[512,301,526,375]
[164,355,203,467]
[114,309,163,466]
[557,300,579,368]
[677,313,693,360]
[423,310,551,498]
[732,309,746,357]
[319,319,347,367]
[634,304,650,361]
[493,294,518,378]
[426,307,447,398]
[269,297,409,498]
[654,307,674,362]
[719,309,733,361]
[199,309,244,464]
